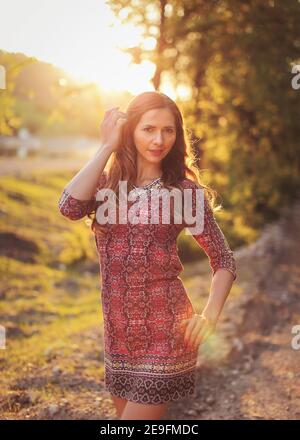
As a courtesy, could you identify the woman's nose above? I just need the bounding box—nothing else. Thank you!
[153,131,163,145]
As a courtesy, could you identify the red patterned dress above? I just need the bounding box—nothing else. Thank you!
[58,172,237,405]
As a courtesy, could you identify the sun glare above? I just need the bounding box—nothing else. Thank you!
[0,0,159,95]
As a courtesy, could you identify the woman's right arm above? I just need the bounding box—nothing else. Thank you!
[58,107,127,220]
[58,143,113,220]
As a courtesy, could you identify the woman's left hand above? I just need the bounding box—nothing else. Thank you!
[180,314,217,350]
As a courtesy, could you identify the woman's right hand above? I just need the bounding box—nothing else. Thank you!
[99,107,127,152]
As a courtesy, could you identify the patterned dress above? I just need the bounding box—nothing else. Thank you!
[58,172,237,405]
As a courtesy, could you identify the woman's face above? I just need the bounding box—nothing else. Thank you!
[133,107,176,165]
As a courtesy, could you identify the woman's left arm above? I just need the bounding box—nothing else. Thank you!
[181,181,237,349]
[182,269,235,351]
[201,267,235,324]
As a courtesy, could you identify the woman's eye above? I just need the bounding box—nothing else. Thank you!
[144,127,174,133]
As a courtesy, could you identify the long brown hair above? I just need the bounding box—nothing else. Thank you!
[89,91,218,233]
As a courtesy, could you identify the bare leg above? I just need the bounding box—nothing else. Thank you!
[111,394,128,418]
[120,401,169,420]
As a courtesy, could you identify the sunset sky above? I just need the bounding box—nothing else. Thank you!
[0,0,176,96]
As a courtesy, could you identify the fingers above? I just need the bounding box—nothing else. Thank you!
[109,111,127,128]
[105,106,119,114]
[99,106,127,150]
[103,107,119,121]
[185,316,206,349]
[115,117,127,129]
[192,324,213,349]
[181,315,201,346]
[187,318,203,346]
[105,107,126,118]
[180,315,216,350]
[103,107,127,124]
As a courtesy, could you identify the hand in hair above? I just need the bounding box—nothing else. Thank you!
[99,107,127,152]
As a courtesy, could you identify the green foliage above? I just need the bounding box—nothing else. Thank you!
[0,51,36,135]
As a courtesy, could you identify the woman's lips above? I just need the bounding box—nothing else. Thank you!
[149,149,163,156]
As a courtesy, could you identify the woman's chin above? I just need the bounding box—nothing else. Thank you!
[142,154,162,164]
[149,156,162,162]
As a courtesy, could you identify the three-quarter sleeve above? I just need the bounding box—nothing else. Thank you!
[182,179,237,282]
[58,170,107,221]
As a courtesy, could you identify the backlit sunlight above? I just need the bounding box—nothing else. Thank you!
[0,0,191,99]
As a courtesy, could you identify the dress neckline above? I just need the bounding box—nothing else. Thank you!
[133,176,162,190]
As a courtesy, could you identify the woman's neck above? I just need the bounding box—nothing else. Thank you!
[135,168,162,186]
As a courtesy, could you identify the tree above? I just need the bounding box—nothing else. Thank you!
[0,50,35,135]
[107,0,300,244]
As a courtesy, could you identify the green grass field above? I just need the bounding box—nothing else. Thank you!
[0,170,110,417]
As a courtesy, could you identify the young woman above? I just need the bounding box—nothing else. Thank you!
[58,91,237,420]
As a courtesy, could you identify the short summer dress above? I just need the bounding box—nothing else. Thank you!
[58,172,237,405]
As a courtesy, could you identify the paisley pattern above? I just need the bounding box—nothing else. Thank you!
[58,172,237,405]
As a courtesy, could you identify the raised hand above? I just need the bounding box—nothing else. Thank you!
[99,106,128,152]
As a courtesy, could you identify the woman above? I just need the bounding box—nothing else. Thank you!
[58,91,237,420]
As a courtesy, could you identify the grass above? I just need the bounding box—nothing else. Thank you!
[0,170,105,410]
